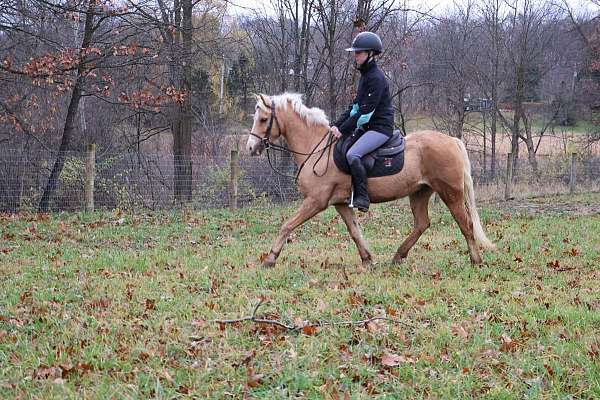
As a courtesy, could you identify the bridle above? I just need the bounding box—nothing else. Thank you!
[249,99,337,182]
[249,100,281,151]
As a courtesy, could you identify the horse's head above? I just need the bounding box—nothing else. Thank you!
[247,94,282,156]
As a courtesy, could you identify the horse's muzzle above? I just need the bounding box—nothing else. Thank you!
[247,133,266,156]
[250,143,265,156]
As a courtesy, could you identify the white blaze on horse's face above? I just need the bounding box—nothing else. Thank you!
[247,104,271,156]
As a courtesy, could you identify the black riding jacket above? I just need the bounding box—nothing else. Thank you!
[333,60,395,137]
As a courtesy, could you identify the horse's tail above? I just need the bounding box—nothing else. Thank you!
[456,139,496,251]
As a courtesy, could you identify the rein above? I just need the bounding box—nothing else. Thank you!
[249,100,337,182]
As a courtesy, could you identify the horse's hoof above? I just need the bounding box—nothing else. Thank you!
[361,258,372,268]
[470,257,483,266]
[262,254,277,268]
[391,255,405,265]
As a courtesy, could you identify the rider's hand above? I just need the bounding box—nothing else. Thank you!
[330,126,342,139]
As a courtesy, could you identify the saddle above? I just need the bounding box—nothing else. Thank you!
[333,129,406,178]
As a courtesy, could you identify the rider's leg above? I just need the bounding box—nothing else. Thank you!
[345,130,390,211]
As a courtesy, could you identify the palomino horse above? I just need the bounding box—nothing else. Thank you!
[246,93,495,267]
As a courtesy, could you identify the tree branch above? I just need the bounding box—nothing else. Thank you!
[211,299,414,332]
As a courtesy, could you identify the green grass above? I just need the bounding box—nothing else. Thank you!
[1,195,599,399]
[405,111,598,136]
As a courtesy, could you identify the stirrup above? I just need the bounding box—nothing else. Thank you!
[346,189,355,207]
[346,190,369,212]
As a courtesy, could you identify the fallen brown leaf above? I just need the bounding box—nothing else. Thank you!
[452,323,469,340]
[500,334,517,352]
[33,365,62,380]
[348,291,366,306]
[177,385,190,394]
[302,325,318,336]
[588,343,599,360]
[385,306,397,317]
[381,352,415,366]
[366,319,386,334]
[246,367,264,388]
[144,298,156,311]
[191,319,206,328]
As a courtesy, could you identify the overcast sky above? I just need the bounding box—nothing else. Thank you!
[224,0,597,17]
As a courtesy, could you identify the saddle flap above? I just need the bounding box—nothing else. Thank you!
[375,130,405,157]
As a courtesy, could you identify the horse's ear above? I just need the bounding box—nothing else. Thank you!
[259,93,271,108]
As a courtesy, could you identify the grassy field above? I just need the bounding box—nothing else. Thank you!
[1,194,599,399]
[405,112,597,137]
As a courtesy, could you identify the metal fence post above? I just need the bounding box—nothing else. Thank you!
[504,153,513,201]
[229,149,239,210]
[569,152,577,194]
[85,144,96,212]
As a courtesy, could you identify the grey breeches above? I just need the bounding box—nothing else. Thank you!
[346,130,390,163]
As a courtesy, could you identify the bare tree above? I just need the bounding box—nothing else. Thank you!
[422,0,478,139]
[555,0,600,147]
[383,5,434,135]
[474,0,508,178]
[495,0,561,174]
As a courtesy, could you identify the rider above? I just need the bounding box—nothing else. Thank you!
[330,31,394,212]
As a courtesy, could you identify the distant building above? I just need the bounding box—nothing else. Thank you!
[463,98,493,112]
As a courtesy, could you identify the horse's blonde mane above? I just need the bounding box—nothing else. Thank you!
[257,92,329,127]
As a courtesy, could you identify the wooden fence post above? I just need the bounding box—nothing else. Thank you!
[85,144,95,212]
[569,152,577,194]
[229,149,239,210]
[504,153,513,201]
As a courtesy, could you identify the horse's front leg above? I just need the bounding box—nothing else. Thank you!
[262,198,325,267]
[334,204,372,266]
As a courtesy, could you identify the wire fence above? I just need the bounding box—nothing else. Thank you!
[0,146,599,213]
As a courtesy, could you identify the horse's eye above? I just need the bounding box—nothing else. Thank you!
[260,118,268,123]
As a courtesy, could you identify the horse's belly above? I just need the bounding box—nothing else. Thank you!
[368,176,419,203]
[368,151,424,202]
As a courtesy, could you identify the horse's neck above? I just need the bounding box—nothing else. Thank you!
[281,110,328,165]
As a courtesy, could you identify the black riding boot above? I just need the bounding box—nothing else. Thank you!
[348,157,370,212]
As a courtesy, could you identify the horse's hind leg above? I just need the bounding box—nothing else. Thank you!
[438,190,482,265]
[392,186,433,264]
[262,197,325,268]
[335,204,372,266]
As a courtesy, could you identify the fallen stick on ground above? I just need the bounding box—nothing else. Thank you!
[209,298,414,332]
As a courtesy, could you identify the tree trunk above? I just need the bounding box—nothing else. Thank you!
[293,0,301,92]
[301,0,312,100]
[511,61,526,176]
[455,95,465,139]
[521,111,539,175]
[327,0,337,119]
[328,53,336,118]
[38,1,96,212]
[173,0,193,204]
[511,111,520,178]
[490,88,497,179]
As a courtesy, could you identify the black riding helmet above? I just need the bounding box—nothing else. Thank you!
[345,31,383,54]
